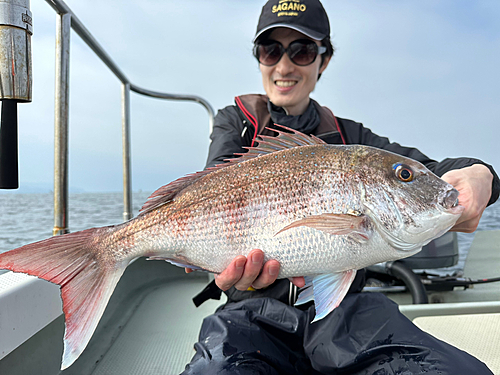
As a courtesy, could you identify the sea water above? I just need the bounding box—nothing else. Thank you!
[1,191,499,274]
[0,191,151,251]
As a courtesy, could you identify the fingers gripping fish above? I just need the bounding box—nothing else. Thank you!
[0,126,463,369]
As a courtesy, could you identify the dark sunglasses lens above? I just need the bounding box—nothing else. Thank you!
[258,43,282,65]
[289,42,318,66]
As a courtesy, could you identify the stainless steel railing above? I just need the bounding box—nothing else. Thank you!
[44,0,215,234]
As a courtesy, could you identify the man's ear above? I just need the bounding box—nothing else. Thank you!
[319,55,332,74]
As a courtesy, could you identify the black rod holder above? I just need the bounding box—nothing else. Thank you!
[0,100,19,189]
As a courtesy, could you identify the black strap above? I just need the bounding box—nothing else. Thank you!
[193,270,367,308]
[192,279,222,307]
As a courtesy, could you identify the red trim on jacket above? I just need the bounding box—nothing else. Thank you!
[236,94,346,146]
[327,107,346,145]
[235,96,259,147]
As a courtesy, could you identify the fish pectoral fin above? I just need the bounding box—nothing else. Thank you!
[275,213,371,242]
[297,270,357,323]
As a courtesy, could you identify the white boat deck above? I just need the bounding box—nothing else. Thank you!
[414,313,500,374]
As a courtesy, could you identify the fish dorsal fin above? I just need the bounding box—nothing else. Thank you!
[139,171,213,214]
[140,125,325,214]
[139,164,248,214]
[214,125,327,166]
[244,124,326,157]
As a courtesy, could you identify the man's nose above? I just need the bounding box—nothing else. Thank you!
[275,53,295,76]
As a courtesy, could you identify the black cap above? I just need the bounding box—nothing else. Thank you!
[254,0,330,42]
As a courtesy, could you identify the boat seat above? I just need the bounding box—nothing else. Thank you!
[414,313,500,374]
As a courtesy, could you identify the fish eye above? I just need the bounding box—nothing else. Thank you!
[395,164,414,182]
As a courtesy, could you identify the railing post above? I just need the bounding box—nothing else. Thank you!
[45,0,214,227]
[122,83,132,221]
[53,12,71,236]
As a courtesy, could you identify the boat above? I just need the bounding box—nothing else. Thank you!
[0,1,499,374]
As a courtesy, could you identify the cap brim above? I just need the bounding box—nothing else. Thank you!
[253,23,326,43]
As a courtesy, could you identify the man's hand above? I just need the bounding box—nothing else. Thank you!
[185,249,305,290]
[442,164,493,233]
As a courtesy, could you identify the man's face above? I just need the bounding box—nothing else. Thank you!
[260,28,330,116]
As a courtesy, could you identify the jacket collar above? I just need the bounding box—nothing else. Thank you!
[235,94,342,140]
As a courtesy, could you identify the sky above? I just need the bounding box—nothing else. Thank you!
[2,0,500,195]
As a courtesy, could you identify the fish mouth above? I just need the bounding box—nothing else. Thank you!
[441,188,459,209]
[364,188,463,254]
[440,188,465,216]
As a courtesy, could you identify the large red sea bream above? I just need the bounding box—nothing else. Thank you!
[0,126,463,369]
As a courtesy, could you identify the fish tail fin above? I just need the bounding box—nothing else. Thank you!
[0,227,129,370]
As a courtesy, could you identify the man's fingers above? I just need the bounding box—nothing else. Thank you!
[234,250,265,291]
[214,256,246,291]
[290,276,306,288]
[442,164,492,233]
[252,260,280,289]
[450,217,481,233]
[212,250,283,291]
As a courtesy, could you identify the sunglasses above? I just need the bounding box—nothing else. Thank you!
[253,39,327,67]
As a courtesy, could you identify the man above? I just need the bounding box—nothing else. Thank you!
[183,1,499,374]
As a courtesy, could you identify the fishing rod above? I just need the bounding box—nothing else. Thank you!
[420,274,500,292]
[365,261,500,302]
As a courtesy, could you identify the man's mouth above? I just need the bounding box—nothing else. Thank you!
[275,80,297,87]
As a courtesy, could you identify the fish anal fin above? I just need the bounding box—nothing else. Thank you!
[295,276,315,306]
[275,213,371,243]
[146,256,210,272]
[310,270,357,322]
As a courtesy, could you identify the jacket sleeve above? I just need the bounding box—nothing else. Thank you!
[205,106,247,169]
[340,118,500,206]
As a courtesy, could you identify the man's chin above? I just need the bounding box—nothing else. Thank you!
[268,95,298,110]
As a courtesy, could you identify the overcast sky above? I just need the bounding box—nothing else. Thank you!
[3,0,500,195]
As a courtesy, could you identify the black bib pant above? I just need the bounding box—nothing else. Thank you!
[182,293,493,375]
